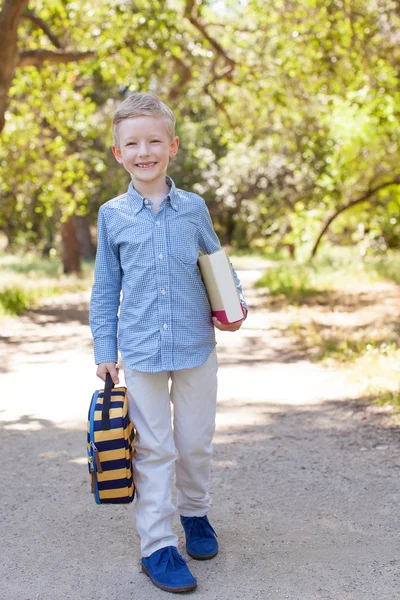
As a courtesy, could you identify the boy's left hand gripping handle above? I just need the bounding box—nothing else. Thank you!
[101,373,114,431]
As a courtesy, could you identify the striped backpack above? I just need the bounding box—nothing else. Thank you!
[87,374,135,504]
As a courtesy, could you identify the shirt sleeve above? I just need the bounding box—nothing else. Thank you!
[89,207,122,364]
[198,198,248,317]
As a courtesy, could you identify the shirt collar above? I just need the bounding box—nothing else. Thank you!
[127,176,179,214]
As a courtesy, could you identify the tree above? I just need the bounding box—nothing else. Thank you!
[1,0,400,267]
[0,0,97,272]
[0,0,95,135]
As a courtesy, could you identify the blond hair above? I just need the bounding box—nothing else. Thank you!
[112,92,176,147]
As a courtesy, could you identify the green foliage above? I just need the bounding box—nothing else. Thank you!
[254,263,320,299]
[347,342,400,408]
[0,252,62,276]
[255,248,400,300]
[368,251,400,285]
[0,252,94,316]
[0,286,39,316]
[317,339,399,363]
[375,389,400,408]
[0,0,400,258]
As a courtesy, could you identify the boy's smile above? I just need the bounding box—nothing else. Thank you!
[136,162,156,169]
[112,116,179,199]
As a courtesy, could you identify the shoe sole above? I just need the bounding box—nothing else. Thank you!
[142,563,197,593]
[186,548,218,561]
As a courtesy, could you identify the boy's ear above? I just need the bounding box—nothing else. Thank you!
[112,146,123,164]
[169,136,179,158]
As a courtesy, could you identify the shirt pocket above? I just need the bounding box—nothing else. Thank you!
[168,220,199,264]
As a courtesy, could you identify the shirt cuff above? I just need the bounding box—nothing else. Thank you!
[94,337,118,365]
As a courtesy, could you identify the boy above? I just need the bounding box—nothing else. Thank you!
[89,92,248,593]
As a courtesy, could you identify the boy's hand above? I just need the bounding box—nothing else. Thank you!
[212,316,245,332]
[96,362,120,385]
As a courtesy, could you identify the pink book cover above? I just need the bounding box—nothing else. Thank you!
[198,249,245,324]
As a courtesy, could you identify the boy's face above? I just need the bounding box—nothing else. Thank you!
[112,116,179,184]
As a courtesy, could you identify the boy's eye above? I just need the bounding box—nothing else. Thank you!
[151,140,161,143]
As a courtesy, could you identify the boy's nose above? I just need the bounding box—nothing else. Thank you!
[138,145,150,157]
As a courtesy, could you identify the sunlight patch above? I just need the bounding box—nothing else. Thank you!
[69,456,88,465]
[4,421,43,431]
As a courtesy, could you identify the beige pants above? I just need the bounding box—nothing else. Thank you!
[124,349,218,557]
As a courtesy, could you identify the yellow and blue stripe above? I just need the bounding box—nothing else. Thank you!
[87,385,135,505]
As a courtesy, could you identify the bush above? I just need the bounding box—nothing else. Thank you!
[254,248,400,301]
[0,287,39,316]
[254,263,321,299]
[368,252,400,285]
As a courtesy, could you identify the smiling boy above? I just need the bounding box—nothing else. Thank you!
[112,112,179,211]
[89,92,248,593]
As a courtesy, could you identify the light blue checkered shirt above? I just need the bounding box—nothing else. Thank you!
[89,176,248,372]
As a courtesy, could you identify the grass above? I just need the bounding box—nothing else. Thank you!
[374,389,400,409]
[285,320,400,414]
[289,321,399,364]
[255,263,321,300]
[254,246,400,301]
[0,286,41,316]
[0,253,63,276]
[0,252,94,316]
[370,252,400,285]
[350,344,400,411]
[254,247,400,414]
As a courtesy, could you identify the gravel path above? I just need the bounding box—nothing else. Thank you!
[1,268,399,600]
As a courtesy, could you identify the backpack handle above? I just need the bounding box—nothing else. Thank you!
[101,373,114,430]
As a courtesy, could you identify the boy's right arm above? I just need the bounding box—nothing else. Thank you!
[89,207,122,384]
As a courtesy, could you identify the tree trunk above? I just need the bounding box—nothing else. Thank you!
[60,217,82,274]
[0,0,29,134]
[75,214,96,259]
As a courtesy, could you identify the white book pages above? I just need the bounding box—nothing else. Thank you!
[198,249,243,323]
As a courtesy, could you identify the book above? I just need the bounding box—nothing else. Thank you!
[198,248,245,324]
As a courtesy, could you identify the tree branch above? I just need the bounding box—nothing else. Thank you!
[184,0,237,68]
[168,55,192,101]
[17,49,96,68]
[310,178,400,259]
[22,9,64,49]
[206,63,234,88]
[205,22,273,34]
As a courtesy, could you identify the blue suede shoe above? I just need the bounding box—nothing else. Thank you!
[141,546,197,593]
[180,515,218,560]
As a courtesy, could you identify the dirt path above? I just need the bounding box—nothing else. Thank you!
[1,268,399,600]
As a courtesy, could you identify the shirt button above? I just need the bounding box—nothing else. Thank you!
[163,323,168,329]
[161,289,166,295]
[144,199,149,205]
[172,204,177,209]
[156,220,161,226]
[158,253,163,260]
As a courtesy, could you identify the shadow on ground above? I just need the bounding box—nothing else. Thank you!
[1,396,399,600]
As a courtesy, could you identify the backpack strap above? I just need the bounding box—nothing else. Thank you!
[102,373,114,430]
